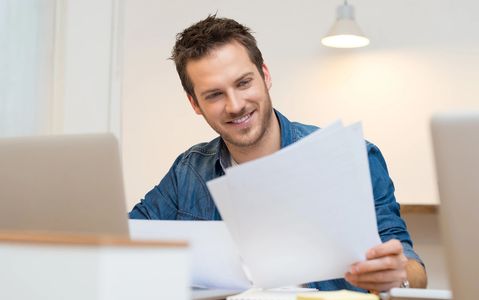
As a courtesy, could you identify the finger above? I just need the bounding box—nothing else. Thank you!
[350,254,408,274]
[345,269,407,284]
[366,239,403,259]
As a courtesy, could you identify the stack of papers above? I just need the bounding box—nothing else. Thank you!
[207,121,382,288]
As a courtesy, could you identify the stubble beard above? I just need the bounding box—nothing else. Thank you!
[206,92,274,149]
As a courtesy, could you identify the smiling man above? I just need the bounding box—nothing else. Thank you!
[129,15,427,292]
[186,40,279,164]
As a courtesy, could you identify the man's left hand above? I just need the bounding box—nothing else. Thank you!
[344,239,408,292]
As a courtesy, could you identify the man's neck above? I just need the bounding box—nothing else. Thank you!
[225,111,281,164]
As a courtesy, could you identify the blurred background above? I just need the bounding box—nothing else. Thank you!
[3,0,478,208]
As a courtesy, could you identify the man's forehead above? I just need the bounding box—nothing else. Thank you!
[185,42,257,86]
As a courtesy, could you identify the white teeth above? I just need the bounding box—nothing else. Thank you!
[231,113,251,124]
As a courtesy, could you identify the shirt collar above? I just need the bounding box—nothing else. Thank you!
[217,138,230,172]
[274,109,296,148]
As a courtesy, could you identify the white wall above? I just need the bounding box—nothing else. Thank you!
[0,0,121,138]
[0,0,55,137]
[121,0,479,208]
[51,0,122,137]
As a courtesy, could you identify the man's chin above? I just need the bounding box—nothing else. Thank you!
[222,134,259,148]
[224,139,254,148]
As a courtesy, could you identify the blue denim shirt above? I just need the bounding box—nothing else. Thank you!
[129,110,422,292]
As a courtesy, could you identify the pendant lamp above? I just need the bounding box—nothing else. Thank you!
[321,1,370,48]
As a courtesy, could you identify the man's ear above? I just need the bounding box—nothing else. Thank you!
[262,63,272,90]
[187,94,202,115]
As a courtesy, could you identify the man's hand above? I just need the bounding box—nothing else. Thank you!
[344,239,409,292]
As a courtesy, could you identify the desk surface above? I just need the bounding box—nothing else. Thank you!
[400,204,438,214]
[0,230,187,247]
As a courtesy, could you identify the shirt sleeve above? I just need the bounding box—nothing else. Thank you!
[367,143,424,266]
[128,155,182,220]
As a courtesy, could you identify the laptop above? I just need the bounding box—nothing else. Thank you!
[0,133,240,299]
[0,133,129,236]
[431,111,479,300]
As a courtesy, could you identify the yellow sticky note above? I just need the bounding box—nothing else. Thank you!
[297,289,379,300]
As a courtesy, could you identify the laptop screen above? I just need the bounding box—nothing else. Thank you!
[0,134,129,236]
[431,111,479,300]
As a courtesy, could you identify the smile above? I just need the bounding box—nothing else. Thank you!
[230,112,253,125]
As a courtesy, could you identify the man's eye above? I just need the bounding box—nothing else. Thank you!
[238,79,252,88]
[206,92,222,99]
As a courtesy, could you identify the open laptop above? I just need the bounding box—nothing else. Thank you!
[0,133,239,299]
[431,111,479,300]
[0,133,128,236]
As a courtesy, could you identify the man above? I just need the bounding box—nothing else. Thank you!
[129,15,427,292]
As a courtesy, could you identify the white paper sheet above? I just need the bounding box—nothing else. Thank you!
[207,122,382,288]
[129,220,252,290]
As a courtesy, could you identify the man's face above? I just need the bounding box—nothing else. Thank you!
[186,41,274,149]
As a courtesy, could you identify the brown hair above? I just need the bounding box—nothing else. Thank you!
[170,15,264,101]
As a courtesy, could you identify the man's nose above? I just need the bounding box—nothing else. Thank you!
[225,91,245,114]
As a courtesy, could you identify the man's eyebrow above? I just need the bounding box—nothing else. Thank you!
[234,72,254,84]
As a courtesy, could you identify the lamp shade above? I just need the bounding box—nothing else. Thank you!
[321,2,369,48]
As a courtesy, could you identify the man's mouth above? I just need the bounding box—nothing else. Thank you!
[229,112,253,125]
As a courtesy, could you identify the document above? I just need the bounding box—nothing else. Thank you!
[129,220,252,290]
[207,122,382,288]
